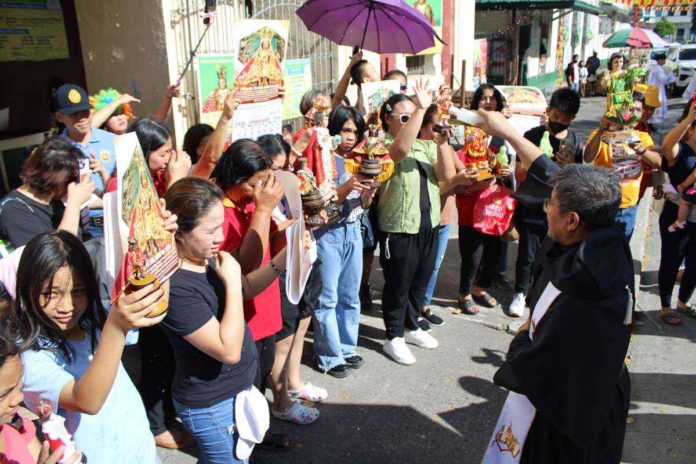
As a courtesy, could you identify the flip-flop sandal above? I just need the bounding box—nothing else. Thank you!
[473,293,498,308]
[454,299,479,315]
[676,303,696,319]
[661,311,683,326]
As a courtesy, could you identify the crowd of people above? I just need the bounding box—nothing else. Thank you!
[0,46,694,464]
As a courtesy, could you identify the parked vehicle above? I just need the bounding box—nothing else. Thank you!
[674,44,696,97]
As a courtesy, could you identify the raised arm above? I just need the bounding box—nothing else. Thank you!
[91,94,140,129]
[584,117,611,163]
[234,172,283,274]
[663,102,696,167]
[153,84,180,122]
[181,252,246,365]
[332,51,363,110]
[389,79,431,163]
[58,284,167,414]
[475,109,542,170]
[57,174,95,236]
[192,93,239,178]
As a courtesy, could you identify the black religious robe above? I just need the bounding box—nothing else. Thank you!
[494,225,633,464]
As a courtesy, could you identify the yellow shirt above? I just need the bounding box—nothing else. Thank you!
[589,129,653,208]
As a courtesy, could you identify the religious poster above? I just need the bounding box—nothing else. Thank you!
[104,133,178,298]
[196,54,236,129]
[473,39,488,90]
[497,86,547,116]
[407,0,442,27]
[361,80,401,117]
[282,58,312,120]
[0,0,69,61]
[406,0,442,55]
[232,99,283,140]
[233,19,289,104]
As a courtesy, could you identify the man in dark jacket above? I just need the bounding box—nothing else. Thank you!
[477,110,633,464]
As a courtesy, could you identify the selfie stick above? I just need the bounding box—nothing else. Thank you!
[176,0,217,85]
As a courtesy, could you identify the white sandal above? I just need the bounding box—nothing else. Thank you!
[271,401,319,425]
[288,383,328,402]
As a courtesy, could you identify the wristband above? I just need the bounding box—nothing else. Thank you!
[269,259,284,276]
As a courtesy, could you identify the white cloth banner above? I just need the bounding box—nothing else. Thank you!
[481,283,561,464]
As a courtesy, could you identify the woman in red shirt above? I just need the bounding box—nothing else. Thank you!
[212,140,319,427]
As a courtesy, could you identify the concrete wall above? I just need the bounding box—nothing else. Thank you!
[74,1,171,120]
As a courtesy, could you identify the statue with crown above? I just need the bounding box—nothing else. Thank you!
[296,97,341,227]
[343,122,395,183]
[600,55,646,146]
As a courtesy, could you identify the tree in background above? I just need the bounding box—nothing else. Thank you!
[654,19,676,39]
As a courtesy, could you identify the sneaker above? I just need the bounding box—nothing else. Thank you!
[509,292,526,318]
[383,337,416,365]
[315,359,351,378]
[422,308,444,327]
[344,355,364,369]
[404,328,439,349]
[418,317,432,332]
[360,283,373,311]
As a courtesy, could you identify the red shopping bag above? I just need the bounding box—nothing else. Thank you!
[473,184,517,236]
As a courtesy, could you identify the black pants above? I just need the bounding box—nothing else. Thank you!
[458,225,503,295]
[494,241,509,274]
[658,201,696,308]
[254,335,276,393]
[514,215,548,295]
[379,214,438,340]
[122,326,175,436]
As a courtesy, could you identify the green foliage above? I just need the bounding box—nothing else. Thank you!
[654,19,676,38]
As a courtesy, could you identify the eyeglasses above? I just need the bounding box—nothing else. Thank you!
[543,197,572,214]
[393,113,410,124]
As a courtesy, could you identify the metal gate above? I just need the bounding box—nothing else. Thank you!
[250,0,337,99]
[169,0,337,132]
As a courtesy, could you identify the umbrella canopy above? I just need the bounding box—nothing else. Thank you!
[603,28,667,49]
[296,0,441,54]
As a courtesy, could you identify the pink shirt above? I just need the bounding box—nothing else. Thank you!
[0,415,36,464]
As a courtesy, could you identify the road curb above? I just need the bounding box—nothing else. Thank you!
[630,187,654,289]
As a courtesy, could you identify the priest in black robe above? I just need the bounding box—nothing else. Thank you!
[476,110,633,464]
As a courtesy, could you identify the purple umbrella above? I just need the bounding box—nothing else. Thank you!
[296,0,443,54]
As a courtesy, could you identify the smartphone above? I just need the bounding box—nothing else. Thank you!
[352,45,360,55]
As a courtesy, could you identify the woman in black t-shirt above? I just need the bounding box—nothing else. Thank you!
[0,138,95,248]
[163,177,283,463]
[658,102,696,325]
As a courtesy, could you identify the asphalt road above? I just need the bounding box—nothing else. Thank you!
[159,96,696,464]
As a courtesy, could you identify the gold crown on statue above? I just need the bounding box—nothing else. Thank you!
[216,65,227,79]
[260,28,274,41]
[312,96,330,113]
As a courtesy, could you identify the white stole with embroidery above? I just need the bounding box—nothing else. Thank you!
[481,283,562,464]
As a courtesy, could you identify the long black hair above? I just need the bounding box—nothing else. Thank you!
[379,94,414,131]
[211,139,272,191]
[470,84,505,111]
[0,328,19,370]
[183,123,214,165]
[257,134,290,162]
[14,231,106,360]
[328,105,366,146]
[128,117,172,162]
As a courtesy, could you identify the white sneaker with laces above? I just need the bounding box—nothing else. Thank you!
[509,292,526,318]
[384,337,416,365]
[404,328,439,349]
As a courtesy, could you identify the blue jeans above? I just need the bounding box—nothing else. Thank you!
[424,224,450,306]
[615,204,638,239]
[173,395,247,464]
[313,221,362,370]
[570,82,579,93]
